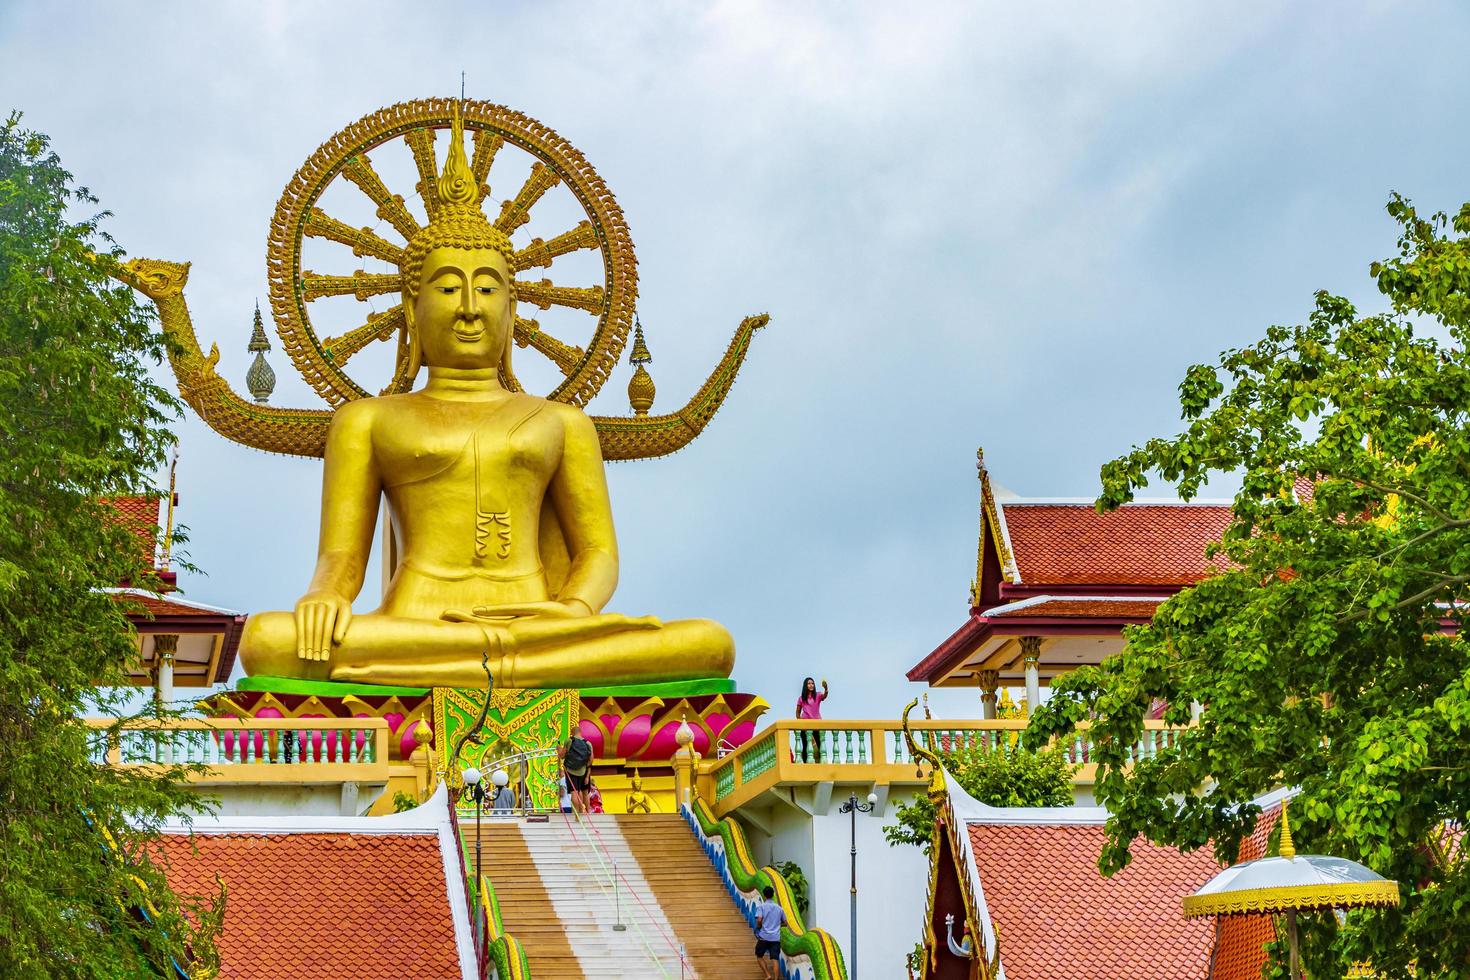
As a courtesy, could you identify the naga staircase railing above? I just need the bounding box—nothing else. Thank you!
[684,797,847,980]
[476,871,532,980]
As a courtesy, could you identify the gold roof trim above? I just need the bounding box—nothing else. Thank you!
[1181,880,1400,918]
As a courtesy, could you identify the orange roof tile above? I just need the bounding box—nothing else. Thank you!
[1002,503,1232,587]
[114,591,238,620]
[102,495,161,567]
[967,822,1220,978]
[150,832,462,979]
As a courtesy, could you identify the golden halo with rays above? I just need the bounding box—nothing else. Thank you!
[264,97,636,408]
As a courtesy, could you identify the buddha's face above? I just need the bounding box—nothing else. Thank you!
[406,246,514,370]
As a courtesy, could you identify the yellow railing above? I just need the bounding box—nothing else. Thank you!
[86,717,392,785]
[699,718,1186,817]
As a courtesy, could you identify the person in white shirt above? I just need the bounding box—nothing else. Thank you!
[752,885,786,979]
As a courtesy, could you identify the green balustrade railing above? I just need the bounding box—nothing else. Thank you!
[889,726,1025,765]
[788,726,872,764]
[739,732,778,780]
[87,718,389,774]
[702,718,1191,816]
[714,760,737,800]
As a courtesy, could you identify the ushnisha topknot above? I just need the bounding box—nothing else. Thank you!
[400,102,515,297]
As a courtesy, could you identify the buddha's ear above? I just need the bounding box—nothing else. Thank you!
[499,289,520,391]
[401,293,423,381]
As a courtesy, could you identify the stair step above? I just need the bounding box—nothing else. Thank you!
[476,815,768,979]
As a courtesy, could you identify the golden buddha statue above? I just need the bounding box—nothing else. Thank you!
[237,109,734,689]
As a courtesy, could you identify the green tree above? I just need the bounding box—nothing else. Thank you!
[0,113,221,978]
[1025,195,1470,978]
[882,742,1076,853]
[774,860,810,916]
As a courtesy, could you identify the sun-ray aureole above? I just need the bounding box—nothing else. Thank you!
[470,130,502,203]
[517,279,605,314]
[403,129,440,220]
[301,271,402,302]
[514,221,599,272]
[258,100,647,411]
[303,209,405,265]
[494,162,560,235]
[340,154,420,241]
[514,317,584,376]
[322,307,405,365]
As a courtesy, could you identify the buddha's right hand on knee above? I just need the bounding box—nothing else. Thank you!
[294,590,353,663]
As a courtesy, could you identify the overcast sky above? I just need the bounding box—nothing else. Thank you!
[5,2,1469,717]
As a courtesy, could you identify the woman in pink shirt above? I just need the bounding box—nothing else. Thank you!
[795,677,828,762]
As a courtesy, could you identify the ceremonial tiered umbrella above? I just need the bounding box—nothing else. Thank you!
[1182,803,1400,979]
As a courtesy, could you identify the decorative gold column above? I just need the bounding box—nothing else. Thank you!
[672,717,697,809]
[975,669,1000,720]
[408,721,437,803]
[1019,635,1042,716]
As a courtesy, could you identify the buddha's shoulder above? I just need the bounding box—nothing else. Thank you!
[535,398,599,442]
[534,397,594,428]
[327,395,383,431]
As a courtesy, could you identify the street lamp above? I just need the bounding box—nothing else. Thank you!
[838,791,878,979]
[462,766,485,900]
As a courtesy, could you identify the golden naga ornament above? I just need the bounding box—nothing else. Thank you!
[115,97,769,460]
[115,99,760,690]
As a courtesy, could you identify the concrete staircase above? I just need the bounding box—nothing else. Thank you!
[473,813,766,979]
[615,813,770,980]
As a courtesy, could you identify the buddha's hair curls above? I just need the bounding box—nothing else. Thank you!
[399,103,516,297]
[400,211,516,298]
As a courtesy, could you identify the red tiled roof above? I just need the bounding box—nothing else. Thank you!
[115,591,237,620]
[968,822,1219,979]
[1002,503,1232,587]
[150,832,462,979]
[110,590,246,684]
[987,598,1164,619]
[102,495,161,567]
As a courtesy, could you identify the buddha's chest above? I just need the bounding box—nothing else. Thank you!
[373,397,561,491]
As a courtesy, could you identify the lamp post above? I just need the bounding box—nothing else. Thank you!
[462,766,485,900]
[838,791,878,979]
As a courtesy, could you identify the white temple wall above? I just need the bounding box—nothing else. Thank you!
[204,782,385,817]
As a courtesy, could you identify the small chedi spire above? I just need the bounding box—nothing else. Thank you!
[246,301,276,404]
[627,316,656,416]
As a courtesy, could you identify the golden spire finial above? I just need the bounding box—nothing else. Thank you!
[1278,801,1296,860]
[160,449,178,573]
[627,317,656,415]
[437,102,478,210]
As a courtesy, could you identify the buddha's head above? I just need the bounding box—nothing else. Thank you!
[400,106,517,380]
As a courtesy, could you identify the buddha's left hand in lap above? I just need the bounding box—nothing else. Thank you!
[445,600,595,622]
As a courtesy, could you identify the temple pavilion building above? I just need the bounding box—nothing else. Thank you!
[103,493,244,699]
[907,450,1231,714]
